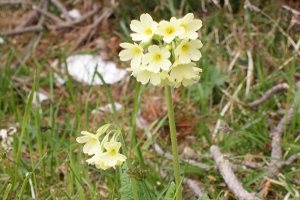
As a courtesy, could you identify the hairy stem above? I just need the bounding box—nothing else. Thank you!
[165,86,182,200]
[130,82,145,167]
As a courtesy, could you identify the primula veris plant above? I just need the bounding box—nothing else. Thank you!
[119,13,203,88]
[119,13,203,200]
[76,124,126,170]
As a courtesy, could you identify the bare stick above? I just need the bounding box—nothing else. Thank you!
[228,50,241,72]
[50,0,72,22]
[283,152,300,166]
[282,5,300,16]
[248,83,289,108]
[0,0,28,4]
[269,105,296,174]
[72,8,113,51]
[186,179,207,199]
[15,11,39,29]
[212,83,243,140]
[1,25,43,36]
[210,145,260,200]
[258,81,300,195]
[48,7,99,30]
[33,5,64,23]
[1,7,99,36]
[245,50,254,96]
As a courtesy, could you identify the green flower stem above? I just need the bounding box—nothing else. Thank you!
[130,81,145,167]
[165,86,182,200]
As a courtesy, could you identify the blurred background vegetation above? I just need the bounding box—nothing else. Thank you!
[0,0,300,199]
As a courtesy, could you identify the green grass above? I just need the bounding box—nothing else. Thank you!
[1,0,300,199]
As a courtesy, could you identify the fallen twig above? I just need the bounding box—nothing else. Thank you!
[210,145,260,200]
[282,5,300,16]
[282,152,300,166]
[248,83,289,108]
[49,7,99,30]
[269,105,295,174]
[33,5,64,23]
[72,7,113,51]
[186,179,207,199]
[212,83,243,141]
[50,0,72,22]
[15,11,39,29]
[12,0,47,67]
[257,81,300,196]
[245,50,254,96]
[1,25,44,36]
[1,7,100,36]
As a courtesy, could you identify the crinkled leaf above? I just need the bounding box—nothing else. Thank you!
[137,181,153,200]
[164,182,176,200]
[120,167,133,200]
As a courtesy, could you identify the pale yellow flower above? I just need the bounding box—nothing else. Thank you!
[76,131,101,155]
[178,13,202,40]
[76,124,111,156]
[142,45,171,72]
[119,43,143,67]
[175,39,203,64]
[131,67,162,86]
[130,13,158,42]
[99,140,127,169]
[169,62,201,86]
[157,17,184,43]
[86,152,110,170]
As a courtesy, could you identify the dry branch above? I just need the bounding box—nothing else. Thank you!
[50,0,72,22]
[257,81,300,196]
[248,83,289,108]
[212,83,243,140]
[245,50,254,96]
[33,5,64,23]
[15,11,39,29]
[283,152,300,166]
[269,105,295,174]
[72,8,113,51]
[210,145,260,200]
[1,7,100,36]
[1,25,44,36]
[186,179,207,199]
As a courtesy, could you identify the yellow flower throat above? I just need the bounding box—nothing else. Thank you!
[108,148,117,156]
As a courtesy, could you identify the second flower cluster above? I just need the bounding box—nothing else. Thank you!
[119,13,203,88]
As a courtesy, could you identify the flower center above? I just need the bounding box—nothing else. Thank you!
[165,26,175,35]
[153,54,162,62]
[144,28,153,36]
[181,44,189,52]
[133,47,142,55]
[108,148,117,156]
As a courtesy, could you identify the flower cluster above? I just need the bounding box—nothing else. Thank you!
[119,13,203,87]
[76,124,126,170]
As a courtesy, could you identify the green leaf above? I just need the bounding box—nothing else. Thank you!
[120,168,133,200]
[163,182,176,200]
[137,181,153,200]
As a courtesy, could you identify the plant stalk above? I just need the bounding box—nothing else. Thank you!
[165,86,182,200]
[129,82,145,167]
